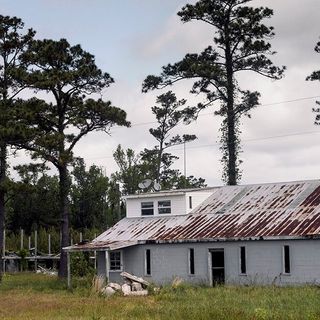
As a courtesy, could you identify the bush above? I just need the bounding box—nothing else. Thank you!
[70,252,94,278]
[17,248,29,271]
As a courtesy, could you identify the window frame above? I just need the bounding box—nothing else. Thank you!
[141,201,154,216]
[158,200,171,214]
[188,248,195,275]
[109,250,122,272]
[145,249,151,276]
[239,246,247,275]
[283,245,291,275]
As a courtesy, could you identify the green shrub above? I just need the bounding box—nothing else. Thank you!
[17,248,29,271]
[71,252,94,278]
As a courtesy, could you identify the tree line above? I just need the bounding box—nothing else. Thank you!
[0,0,319,280]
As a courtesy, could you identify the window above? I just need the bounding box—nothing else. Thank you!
[240,246,246,274]
[189,248,195,275]
[141,202,154,216]
[283,245,291,274]
[109,251,122,271]
[189,196,193,209]
[158,200,171,214]
[145,249,151,275]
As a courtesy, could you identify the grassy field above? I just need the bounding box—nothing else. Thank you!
[0,273,319,320]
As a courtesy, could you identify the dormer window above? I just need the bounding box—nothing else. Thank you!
[141,202,154,216]
[158,200,171,214]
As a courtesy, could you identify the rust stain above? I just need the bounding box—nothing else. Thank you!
[300,186,320,207]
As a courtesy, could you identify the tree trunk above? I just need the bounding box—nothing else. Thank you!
[156,143,163,184]
[226,93,237,185]
[58,165,70,278]
[0,144,6,282]
[225,32,237,186]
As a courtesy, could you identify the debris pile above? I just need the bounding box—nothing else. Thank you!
[101,272,150,296]
[36,265,57,276]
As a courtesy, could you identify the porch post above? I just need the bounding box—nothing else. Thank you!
[105,250,109,282]
[67,251,71,289]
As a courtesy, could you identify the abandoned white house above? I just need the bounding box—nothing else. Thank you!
[65,180,320,286]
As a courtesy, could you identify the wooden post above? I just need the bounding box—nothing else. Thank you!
[34,230,37,272]
[20,229,24,250]
[105,251,109,282]
[79,232,83,243]
[48,234,51,255]
[94,233,97,270]
[28,236,31,250]
[2,230,5,273]
[67,251,71,289]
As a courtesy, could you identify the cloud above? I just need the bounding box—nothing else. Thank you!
[6,0,320,187]
[137,10,212,61]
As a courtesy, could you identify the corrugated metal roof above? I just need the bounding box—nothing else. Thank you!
[65,180,320,251]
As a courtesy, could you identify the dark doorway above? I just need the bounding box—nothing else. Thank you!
[210,249,225,286]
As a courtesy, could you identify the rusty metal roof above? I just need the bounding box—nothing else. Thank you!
[65,180,320,251]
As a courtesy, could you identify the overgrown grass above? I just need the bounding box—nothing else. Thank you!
[0,273,320,319]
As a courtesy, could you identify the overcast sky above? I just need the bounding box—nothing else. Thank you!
[2,0,320,187]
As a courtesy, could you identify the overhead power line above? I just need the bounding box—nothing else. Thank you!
[85,129,320,161]
[157,130,320,152]
[260,96,320,107]
[113,95,320,129]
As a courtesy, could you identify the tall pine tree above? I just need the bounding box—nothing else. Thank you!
[143,0,285,185]
[12,39,129,277]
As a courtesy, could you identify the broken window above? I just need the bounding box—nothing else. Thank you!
[240,246,246,274]
[189,248,195,275]
[158,200,171,214]
[109,251,122,271]
[283,245,290,274]
[145,249,151,275]
[141,202,154,216]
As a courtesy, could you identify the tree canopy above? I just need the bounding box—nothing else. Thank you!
[148,91,196,183]
[307,40,320,124]
[0,14,35,281]
[7,164,59,233]
[112,144,206,194]
[70,159,109,230]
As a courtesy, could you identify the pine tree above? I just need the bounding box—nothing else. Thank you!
[12,39,130,277]
[143,0,285,185]
[148,91,196,183]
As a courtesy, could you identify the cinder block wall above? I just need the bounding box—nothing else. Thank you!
[103,240,320,285]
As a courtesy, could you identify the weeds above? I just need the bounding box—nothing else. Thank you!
[91,275,105,293]
[0,273,319,319]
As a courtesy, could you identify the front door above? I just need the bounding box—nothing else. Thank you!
[210,249,225,286]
